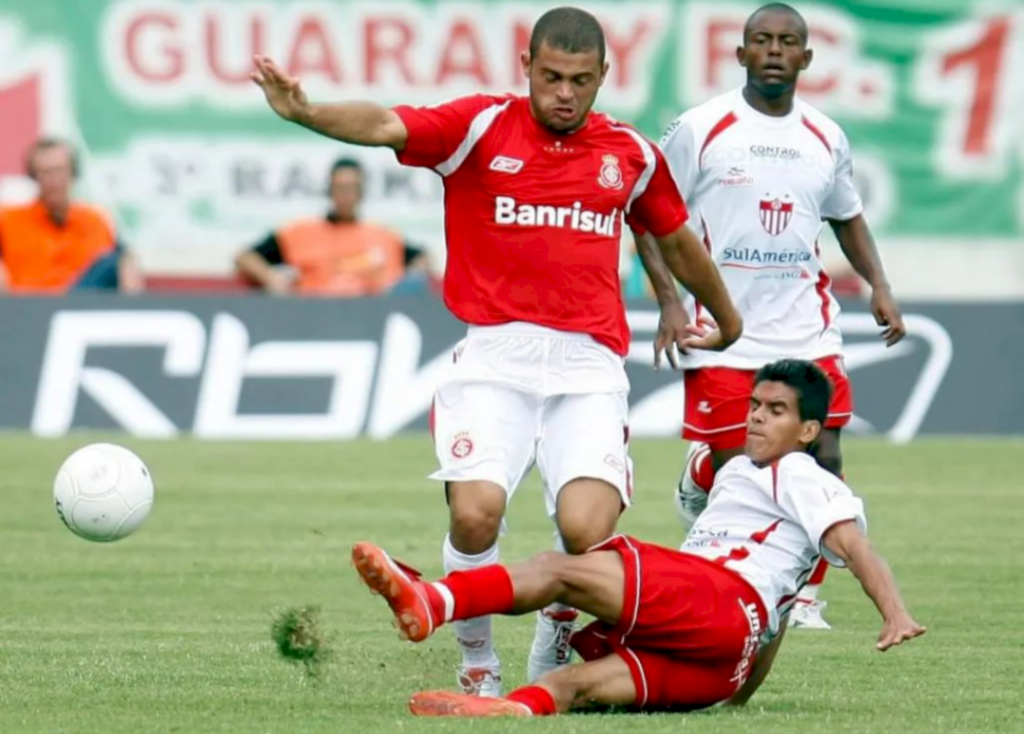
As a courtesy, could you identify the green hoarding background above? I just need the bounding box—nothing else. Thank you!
[1,0,1021,275]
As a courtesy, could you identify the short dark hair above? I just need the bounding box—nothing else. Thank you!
[754,359,832,426]
[529,7,606,64]
[330,157,362,177]
[744,3,808,46]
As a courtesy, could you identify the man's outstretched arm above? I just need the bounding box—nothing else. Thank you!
[823,520,926,651]
[251,56,408,149]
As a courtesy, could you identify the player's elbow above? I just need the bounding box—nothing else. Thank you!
[375,111,409,150]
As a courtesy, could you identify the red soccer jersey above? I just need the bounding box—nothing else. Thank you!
[393,94,688,356]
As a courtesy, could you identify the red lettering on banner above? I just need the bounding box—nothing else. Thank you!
[706,19,741,88]
[206,14,265,84]
[512,21,531,85]
[436,19,490,85]
[126,12,183,82]
[365,18,416,85]
[941,16,1009,156]
[287,17,343,83]
[605,21,652,87]
[797,28,839,95]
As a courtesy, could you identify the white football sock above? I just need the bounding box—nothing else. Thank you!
[443,534,500,667]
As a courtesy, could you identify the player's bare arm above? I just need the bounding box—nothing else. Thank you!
[251,56,408,150]
[725,616,789,707]
[633,232,692,369]
[654,226,743,351]
[828,214,906,347]
[822,520,926,651]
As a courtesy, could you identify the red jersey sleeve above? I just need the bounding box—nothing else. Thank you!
[392,94,511,171]
[626,145,689,237]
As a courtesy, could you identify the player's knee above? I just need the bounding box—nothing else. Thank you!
[558,517,615,555]
[447,503,502,554]
[556,480,621,554]
[446,481,506,553]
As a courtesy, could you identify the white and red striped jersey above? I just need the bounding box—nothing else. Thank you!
[659,88,863,369]
[393,95,688,357]
[680,452,866,637]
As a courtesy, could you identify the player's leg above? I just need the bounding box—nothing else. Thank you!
[676,367,753,527]
[528,391,630,681]
[351,542,626,640]
[430,377,540,694]
[409,654,636,717]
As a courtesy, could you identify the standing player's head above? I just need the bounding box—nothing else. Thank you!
[746,359,832,465]
[522,7,609,133]
[328,157,363,222]
[737,3,812,100]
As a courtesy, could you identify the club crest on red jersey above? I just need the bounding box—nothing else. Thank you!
[759,196,794,236]
[598,154,623,190]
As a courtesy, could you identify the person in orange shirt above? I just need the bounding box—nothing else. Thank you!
[0,137,144,294]
[235,158,430,297]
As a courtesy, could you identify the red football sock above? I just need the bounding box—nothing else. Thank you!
[690,445,716,494]
[437,565,514,621]
[507,685,558,715]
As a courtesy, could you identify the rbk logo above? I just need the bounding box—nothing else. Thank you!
[489,156,524,174]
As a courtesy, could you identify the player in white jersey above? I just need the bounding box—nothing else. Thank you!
[351,359,925,717]
[636,2,907,629]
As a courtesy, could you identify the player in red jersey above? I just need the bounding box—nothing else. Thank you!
[351,359,925,717]
[253,6,741,695]
[636,3,907,629]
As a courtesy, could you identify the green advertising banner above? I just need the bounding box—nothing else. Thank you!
[1,1,1022,275]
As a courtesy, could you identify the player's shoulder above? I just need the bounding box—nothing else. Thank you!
[795,98,849,149]
[412,92,518,118]
[591,112,660,162]
[661,89,741,147]
[776,452,850,492]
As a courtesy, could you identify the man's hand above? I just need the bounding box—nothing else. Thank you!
[252,56,310,123]
[877,612,926,651]
[654,301,690,370]
[679,318,742,353]
[870,286,906,347]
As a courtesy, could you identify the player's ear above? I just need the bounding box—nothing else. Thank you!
[599,61,609,86]
[520,50,531,79]
[801,48,813,71]
[799,419,821,447]
[736,45,747,67]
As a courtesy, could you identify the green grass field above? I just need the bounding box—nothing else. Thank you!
[2,436,1022,733]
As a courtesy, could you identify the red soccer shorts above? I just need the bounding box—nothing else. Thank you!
[682,355,853,451]
[572,535,767,711]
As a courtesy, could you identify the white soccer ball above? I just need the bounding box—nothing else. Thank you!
[53,443,154,542]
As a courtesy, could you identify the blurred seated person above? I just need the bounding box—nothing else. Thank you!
[0,137,144,294]
[235,158,430,297]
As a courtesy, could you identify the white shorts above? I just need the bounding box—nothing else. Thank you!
[429,322,633,516]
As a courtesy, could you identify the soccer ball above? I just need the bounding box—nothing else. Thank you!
[53,443,154,542]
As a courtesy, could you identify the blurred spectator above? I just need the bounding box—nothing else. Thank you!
[0,137,144,294]
[235,158,430,297]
